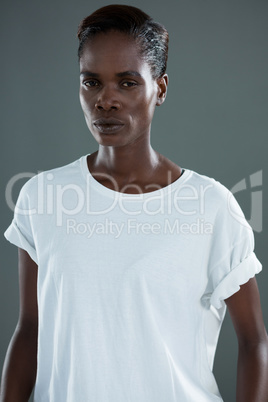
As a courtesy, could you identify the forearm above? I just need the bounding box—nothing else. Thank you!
[236,338,268,402]
[0,324,37,402]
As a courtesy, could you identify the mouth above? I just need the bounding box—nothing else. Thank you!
[93,118,124,134]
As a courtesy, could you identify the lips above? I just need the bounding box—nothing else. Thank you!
[93,118,124,125]
[93,118,124,134]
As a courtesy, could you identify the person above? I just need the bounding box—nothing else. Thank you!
[1,4,267,402]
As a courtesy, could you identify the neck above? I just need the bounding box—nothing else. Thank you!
[92,138,161,183]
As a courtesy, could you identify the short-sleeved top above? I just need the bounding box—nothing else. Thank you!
[4,154,262,402]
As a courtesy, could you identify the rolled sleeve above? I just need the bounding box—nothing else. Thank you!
[210,251,262,309]
[4,218,38,265]
[202,187,263,310]
[4,177,38,265]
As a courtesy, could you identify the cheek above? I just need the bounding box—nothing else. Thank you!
[79,90,86,111]
[138,93,157,120]
[143,84,158,111]
[79,89,93,113]
[134,86,156,110]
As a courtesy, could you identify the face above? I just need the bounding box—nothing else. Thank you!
[79,30,167,147]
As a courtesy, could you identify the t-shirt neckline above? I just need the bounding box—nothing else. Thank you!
[80,153,192,199]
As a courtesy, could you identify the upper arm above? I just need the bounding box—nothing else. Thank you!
[17,247,38,331]
[224,277,268,348]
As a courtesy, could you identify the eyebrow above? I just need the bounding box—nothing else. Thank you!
[80,70,142,78]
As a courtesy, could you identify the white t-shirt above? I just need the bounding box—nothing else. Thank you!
[4,153,262,402]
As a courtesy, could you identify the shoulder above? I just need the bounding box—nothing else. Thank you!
[184,168,250,232]
[161,153,231,202]
[16,155,84,206]
[188,169,253,239]
[185,167,233,205]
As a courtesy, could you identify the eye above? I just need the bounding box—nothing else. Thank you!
[83,80,99,87]
[122,81,137,88]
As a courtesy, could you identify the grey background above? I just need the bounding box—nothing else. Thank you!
[1,0,267,400]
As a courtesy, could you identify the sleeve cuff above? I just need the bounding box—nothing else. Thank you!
[210,251,262,309]
[4,219,38,265]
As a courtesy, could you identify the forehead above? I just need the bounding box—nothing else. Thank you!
[79,31,151,76]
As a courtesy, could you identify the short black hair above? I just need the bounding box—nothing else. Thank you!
[77,4,169,80]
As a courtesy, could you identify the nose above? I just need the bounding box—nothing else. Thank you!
[95,86,121,111]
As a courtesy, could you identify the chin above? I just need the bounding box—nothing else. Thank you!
[93,134,121,146]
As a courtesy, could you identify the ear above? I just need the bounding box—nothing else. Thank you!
[156,74,168,106]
